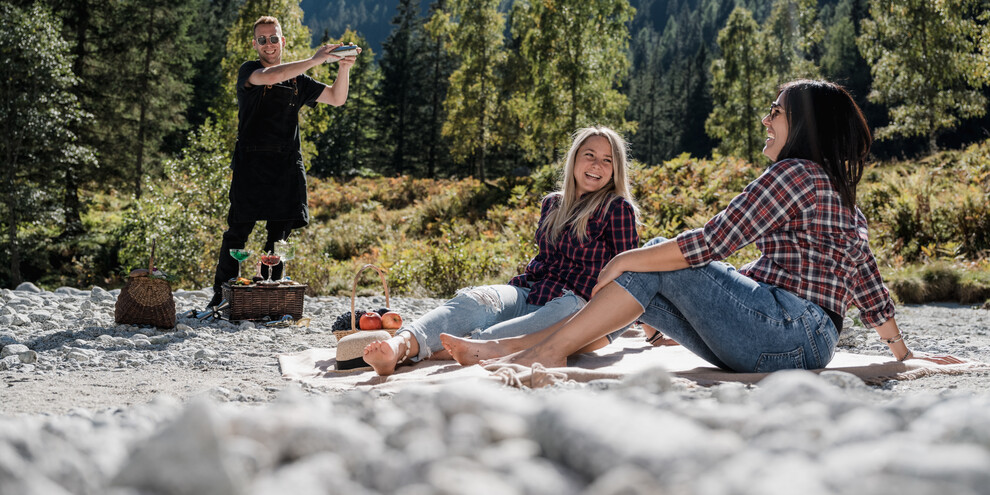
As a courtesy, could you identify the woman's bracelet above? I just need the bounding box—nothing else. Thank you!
[898,349,914,361]
[880,333,904,345]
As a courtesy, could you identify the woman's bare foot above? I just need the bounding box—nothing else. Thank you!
[440,334,507,365]
[428,348,452,360]
[645,328,679,347]
[363,339,400,376]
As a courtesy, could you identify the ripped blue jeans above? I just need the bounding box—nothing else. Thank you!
[403,285,585,361]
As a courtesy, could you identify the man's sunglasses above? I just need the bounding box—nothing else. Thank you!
[256,35,281,45]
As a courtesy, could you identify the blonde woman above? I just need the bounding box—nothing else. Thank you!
[363,126,641,375]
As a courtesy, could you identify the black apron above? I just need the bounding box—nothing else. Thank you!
[228,62,324,229]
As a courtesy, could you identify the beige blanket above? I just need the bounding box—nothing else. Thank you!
[278,330,988,390]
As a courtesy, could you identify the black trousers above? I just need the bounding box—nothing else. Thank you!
[211,212,293,298]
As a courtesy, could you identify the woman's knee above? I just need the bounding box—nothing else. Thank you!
[452,285,505,313]
[644,236,669,247]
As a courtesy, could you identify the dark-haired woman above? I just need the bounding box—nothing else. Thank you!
[442,79,962,371]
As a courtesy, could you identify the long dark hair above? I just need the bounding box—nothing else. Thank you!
[775,79,871,210]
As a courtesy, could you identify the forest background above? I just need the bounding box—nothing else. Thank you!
[2,0,990,308]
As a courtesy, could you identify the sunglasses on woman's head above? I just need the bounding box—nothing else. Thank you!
[256,35,280,45]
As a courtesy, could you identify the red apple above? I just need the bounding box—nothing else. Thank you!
[381,311,403,329]
[359,312,382,330]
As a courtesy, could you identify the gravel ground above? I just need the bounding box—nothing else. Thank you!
[2,283,989,495]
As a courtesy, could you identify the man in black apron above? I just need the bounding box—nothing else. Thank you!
[207,15,360,310]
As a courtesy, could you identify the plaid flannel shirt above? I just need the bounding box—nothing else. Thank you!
[510,194,640,305]
[676,158,896,327]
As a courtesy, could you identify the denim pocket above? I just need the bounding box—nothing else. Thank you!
[754,347,805,372]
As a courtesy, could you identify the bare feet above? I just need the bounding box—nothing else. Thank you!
[428,348,452,360]
[440,334,506,365]
[363,339,400,376]
[646,328,679,347]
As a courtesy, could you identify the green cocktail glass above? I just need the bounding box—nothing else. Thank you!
[229,248,252,279]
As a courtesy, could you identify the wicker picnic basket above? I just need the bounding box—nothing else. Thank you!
[114,241,176,328]
[221,283,306,321]
[333,264,396,339]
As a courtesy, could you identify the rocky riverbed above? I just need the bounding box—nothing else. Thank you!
[2,283,989,494]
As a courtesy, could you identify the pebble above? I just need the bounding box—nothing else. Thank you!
[0,285,988,494]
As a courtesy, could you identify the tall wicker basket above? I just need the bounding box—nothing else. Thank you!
[114,241,175,329]
[333,264,397,339]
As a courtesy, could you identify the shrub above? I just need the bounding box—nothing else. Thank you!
[117,120,230,289]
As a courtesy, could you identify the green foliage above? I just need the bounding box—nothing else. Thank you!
[858,0,989,151]
[310,29,383,176]
[859,140,990,264]
[625,0,727,165]
[764,0,822,83]
[508,0,635,165]
[431,0,507,179]
[376,0,429,177]
[99,0,204,199]
[385,232,524,298]
[884,261,990,304]
[706,7,774,165]
[118,119,230,288]
[820,0,870,98]
[0,2,94,286]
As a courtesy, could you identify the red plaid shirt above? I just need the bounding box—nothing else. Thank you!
[510,194,639,305]
[676,158,896,327]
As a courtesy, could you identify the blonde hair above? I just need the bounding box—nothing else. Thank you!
[253,16,281,35]
[544,126,639,243]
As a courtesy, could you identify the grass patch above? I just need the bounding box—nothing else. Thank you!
[883,261,990,305]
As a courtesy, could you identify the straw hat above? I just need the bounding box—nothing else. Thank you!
[334,330,391,371]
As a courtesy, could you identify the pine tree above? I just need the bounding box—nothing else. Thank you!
[33,0,112,236]
[764,0,822,83]
[431,0,507,180]
[858,0,988,151]
[420,0,456,178]
[627,25,668,165]
[0,3,95,285]
[705,6,774,164]
[310,30,383,176]
[820,0,870,99]
[378,0,426,176]
[510,0,635,166]
[99,0,203,199]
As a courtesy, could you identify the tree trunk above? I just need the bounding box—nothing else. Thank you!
[427,33,442,178]
[477,42,488,181]
[4,151,21,286]
[134,4,156,200]
[63,0,91,236]
[62,170,83,237]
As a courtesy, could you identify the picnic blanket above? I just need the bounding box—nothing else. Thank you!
[278,329,989,391]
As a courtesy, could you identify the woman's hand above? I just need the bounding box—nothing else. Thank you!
[591,255,628,297]
[591,240,690,298]
[903,350,966,365]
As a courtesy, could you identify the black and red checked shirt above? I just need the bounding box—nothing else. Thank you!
[676,158,896,327]
[510,193,640,305]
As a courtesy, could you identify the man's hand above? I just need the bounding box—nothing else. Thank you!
[311,43,342,64]
[315,43,361,68]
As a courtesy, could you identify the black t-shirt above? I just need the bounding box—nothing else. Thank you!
[228,60,327,226]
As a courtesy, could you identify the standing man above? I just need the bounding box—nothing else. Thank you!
[207,16,360,310]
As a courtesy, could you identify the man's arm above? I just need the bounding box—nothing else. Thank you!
[316,52,359,106]
[246,43,342,87]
